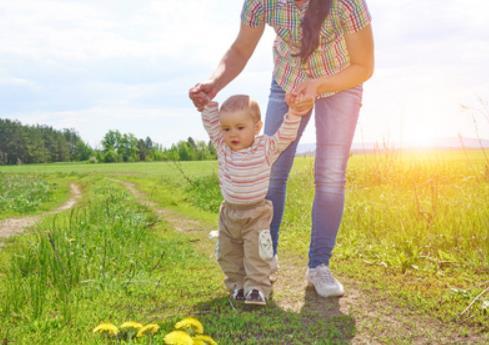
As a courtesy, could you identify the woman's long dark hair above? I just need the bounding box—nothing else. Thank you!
[296,0,332,61]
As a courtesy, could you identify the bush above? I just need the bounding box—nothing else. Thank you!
[184,174,222,213]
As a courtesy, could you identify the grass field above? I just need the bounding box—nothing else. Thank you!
[0,149,488,344]
[0,173,72,221]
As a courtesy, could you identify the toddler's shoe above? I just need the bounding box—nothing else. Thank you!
[231,287,245,301]
[244,288,267,306]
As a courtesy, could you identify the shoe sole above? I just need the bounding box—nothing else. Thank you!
[244,300,267,306]
[306,279,345,297]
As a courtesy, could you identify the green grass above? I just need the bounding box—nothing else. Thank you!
[0,176,220,344]
[0,160,217,179]
[122,150,489,329]
[0,175,355,344]
[283,151,489,328]
[0,149,488,343]
[0,173,73,220]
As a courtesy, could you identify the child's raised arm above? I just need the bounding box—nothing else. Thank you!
[201,101,224,149]
[265,94,314,164]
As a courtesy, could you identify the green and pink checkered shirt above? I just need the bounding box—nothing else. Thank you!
[241,0,371,98]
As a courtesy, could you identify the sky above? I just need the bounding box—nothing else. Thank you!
[1,0,488,149]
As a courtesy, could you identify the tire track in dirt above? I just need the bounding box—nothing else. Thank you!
[120,180,488,345]
[0,183,82,243]
[119,180,201,233]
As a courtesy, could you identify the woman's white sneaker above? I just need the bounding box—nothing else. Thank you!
[306,264,344,297]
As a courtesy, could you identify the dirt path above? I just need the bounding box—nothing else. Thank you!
[120,180,202,233]
[275,256,486,345]
[0,183,82,242]
[120,180,488,345]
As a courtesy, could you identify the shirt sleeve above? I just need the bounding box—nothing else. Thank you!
[201,103,224,151]
[265,113,301,165]
[240,0,265,28]
[339,0,372,34]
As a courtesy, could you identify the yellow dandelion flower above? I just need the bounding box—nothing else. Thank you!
[193,335,218,345]
[92,322,119,337]
[175,317,204,335]
[137,323,160,337]
[120,321,143,332]
[164,330,194,345]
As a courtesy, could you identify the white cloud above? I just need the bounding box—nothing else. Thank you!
[0,77,38,89]
[0,0,242,63]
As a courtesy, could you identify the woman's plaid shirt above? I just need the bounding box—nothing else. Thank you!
[241,0,371,98]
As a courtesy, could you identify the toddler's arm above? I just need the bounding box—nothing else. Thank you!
[201,102,224,149]
[265,94,313,164]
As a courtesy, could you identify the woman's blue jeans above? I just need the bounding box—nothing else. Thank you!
[264,79,362,268]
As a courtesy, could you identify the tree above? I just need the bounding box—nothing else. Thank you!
[187,137,196,149]
[137,139,148,161]
[0,118,94,165]
[101,130,122,162]
[102,130,122,152]
[145,136,153,150]
[0,117,217,165]
[74,141,93,161]
[103,149,120,163]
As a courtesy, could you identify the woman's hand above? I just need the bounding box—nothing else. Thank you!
[189,80,218,111]
[291,79,320,101]
[286,93,314,116]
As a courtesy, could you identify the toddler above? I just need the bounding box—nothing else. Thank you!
[201,93,312,305]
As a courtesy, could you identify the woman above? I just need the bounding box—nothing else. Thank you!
[189,0,374,298]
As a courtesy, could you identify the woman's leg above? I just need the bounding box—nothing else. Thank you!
[308,86,363,268]
[264,79,311,255]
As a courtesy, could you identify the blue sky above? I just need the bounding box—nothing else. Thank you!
[1,0,488,148]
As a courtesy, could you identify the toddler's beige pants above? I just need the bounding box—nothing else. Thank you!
[216,199,274,297]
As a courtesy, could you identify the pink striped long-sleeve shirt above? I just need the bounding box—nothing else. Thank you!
[202,104,301,205]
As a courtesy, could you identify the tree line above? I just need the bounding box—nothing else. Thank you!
[0,118,216,165]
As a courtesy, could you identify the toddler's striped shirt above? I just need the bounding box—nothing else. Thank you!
[202,104,301,204]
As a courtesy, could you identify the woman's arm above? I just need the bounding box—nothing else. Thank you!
[293,25,374,98]
[189,23,265,111]
[211,23,266,93]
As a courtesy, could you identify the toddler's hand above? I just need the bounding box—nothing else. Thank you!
[285,93,314,116]
[189,81,217,111]
[206,100,219,109]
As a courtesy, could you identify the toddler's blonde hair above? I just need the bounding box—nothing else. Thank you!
[219,95,261,123]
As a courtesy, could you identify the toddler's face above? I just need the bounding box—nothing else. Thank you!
[219,109,261,151]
